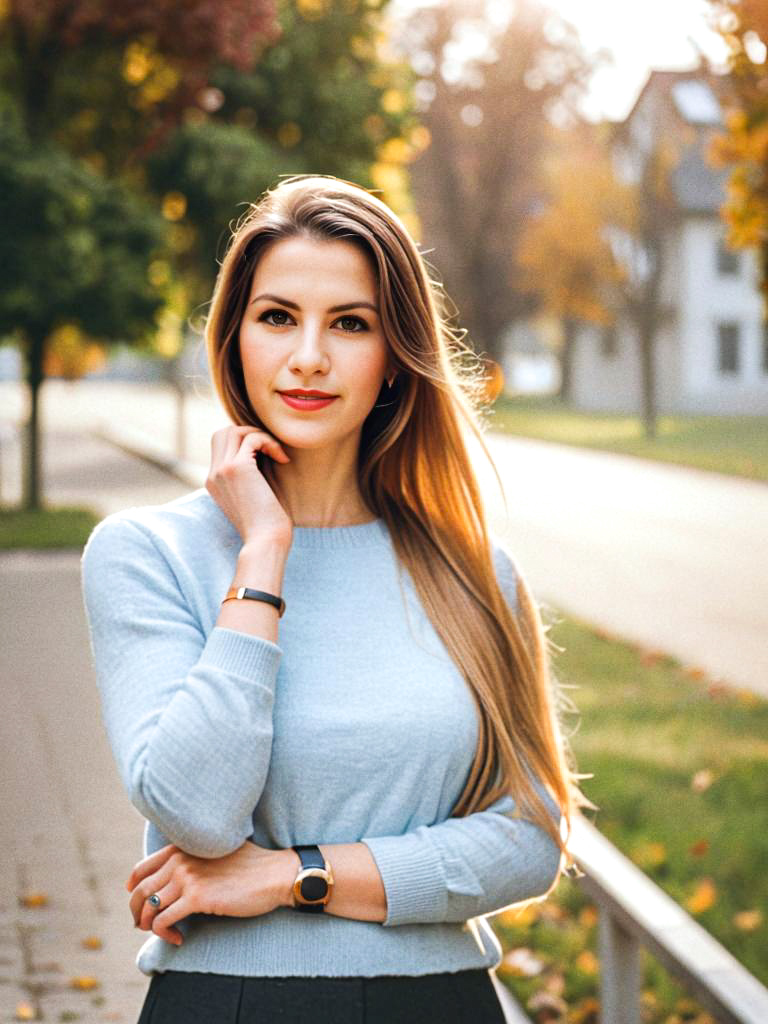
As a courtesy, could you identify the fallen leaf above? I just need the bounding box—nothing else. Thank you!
[19,890,49,908]
[502,947,545,977]
[497,903,539,928]
[630,840,667,869]
[689,838,710,857]
[578,905,598,928]
[69,976,100,991]
[15,1002,37,1021]
[733,909,763,932]
[570,996,600,1024]
[639,648,664,666]
[737,688,759,706]
[81,935,103,950]
[691,769,715,793]
[576,950,600,975]
[686,878,717,914]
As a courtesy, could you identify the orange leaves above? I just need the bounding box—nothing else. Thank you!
[18,890,48,908]
[686,877,718,915]
[69,976,101,991]
[14,1003,37,1021]
[688,838,710,858]
[733,908,763,932]
[630,840,667,871]
[81,934,103,950]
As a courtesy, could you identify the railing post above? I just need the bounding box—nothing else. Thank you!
[598,908,642,1024]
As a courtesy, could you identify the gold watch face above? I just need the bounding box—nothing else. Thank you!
[293,866,333,905]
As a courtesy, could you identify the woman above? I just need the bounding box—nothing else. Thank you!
[81,174,587,1023]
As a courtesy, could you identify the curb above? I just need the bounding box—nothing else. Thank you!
[97,423,206,490]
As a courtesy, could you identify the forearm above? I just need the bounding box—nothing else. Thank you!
[275,843,388,923]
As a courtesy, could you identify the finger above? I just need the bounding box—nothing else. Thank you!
[234,430,291,464]
[211,426,249,467]
[137,878,181,935]
[153,893,195,947]
[129,860,177,925]
[125,845,177,892]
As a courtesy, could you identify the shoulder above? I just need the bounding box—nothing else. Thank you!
[489,533,522,617]
[81,488,237,572]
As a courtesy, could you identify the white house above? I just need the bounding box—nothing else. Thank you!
[569,69,768,416]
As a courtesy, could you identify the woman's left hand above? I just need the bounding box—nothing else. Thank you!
[125,841,296,946]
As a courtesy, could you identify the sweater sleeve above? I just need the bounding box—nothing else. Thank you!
[361,781,563,927]
[80,513,282,859]
[362,537,564,927]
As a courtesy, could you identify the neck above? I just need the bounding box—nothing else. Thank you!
[262,441,374,528]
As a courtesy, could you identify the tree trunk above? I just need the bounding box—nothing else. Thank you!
[638,326,657,440]
[559,317,577,404]
[23,330,46,510]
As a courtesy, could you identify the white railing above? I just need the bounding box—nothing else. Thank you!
[495,815,768,1024]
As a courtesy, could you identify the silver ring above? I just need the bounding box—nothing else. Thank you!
[147,892,162,909]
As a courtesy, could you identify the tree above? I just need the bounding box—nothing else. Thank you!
[0,0,280,509]
[393,0,596,364]
[707,0,768,300]
[0,114,165,509]
[517,122,634,402]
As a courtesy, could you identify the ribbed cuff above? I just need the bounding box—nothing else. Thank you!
[197,626,282,683]
[361,832,447,927]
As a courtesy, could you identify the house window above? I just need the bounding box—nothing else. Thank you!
[717,322,740,375]
[600,323,618,358]
[716,237,740,276]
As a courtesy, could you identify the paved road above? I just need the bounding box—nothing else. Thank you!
[470,431,768,698]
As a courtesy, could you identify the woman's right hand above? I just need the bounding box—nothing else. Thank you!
[206,425,293,548]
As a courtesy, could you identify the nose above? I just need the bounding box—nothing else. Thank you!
[287,318,330,377]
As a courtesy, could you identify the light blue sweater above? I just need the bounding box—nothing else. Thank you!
[80,488,562,978]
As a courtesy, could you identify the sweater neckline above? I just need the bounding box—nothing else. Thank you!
[291,517,388,549]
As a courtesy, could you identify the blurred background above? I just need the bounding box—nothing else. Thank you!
[1,1,767,1022]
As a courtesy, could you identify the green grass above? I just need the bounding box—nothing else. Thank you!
[0,504,101,549]
[486,394,768,483]
[493,614,767,1023]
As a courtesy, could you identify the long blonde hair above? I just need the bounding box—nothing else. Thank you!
[205,173,589,877]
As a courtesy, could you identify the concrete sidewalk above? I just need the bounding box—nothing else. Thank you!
[1,434,190,1023]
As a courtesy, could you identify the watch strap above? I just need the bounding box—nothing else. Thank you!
[222,586,285,618]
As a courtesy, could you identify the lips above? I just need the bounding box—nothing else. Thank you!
[279,390,337,398]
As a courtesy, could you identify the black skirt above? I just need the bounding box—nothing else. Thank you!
[137,967,508,1023]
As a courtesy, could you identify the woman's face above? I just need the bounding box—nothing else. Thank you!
[238,234,391,451]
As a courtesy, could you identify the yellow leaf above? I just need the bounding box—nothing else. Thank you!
[630,840,667,869]
[81,935,103,950]
[686,878,717,914]
[69,976,101,991]
[578,905,599,928]
[576,949,600,974]
[15,1002,37,1021]
[19,890,48,908]
[733,909,763,931]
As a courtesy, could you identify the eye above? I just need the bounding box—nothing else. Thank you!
[259,308,294,327]
[335,315,368,332]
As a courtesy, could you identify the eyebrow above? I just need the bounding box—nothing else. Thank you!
[250,292,379,314]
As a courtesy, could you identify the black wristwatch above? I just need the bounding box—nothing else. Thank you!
[291,844,334,913]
